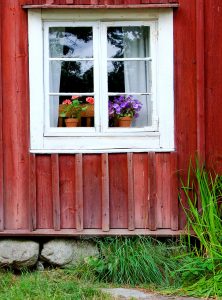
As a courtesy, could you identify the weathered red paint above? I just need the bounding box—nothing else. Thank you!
[174,0,197,229]
[2,0,30,230]
[23,0,179,6]
[0,0,4,232]
[205,0,222,173]
[0,0,221,236]
[60,155,76,229]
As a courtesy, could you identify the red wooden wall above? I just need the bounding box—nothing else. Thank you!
[23,0,179,6]
[0,0,221,236]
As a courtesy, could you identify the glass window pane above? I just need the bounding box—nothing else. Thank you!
[108,61,151,93]
[49,95,95,128]
[49,61,94,93]
[49,27,93,58]
[108,95,152,128]
[107,26,150,58]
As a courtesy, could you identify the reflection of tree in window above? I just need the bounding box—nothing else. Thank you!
[107,26,148,58]
[49,27,93,58]
[108,61,125,92]
[50,28,94,103]
[107,27,150,93]
[59,61,93,103]
[107,27,124,58]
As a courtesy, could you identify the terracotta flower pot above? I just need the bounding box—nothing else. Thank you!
[80,104,94,117]
[65,118,79,127]
[118,116,132,127]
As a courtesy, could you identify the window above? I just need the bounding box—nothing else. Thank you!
[28,9,174,153]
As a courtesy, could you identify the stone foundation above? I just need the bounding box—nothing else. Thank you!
[0,238,98,269]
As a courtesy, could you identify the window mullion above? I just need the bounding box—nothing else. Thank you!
[44,23,50,134]
[93,22,101,133]
[99,23,108,133]
[150,22,158,131]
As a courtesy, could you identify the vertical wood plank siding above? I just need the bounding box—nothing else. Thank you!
[60,155,76,229]
[148,153,157,230]
[0,0,221,235]
[174,0,197,229]
[101,154,110,231]
[36,156,53,228]
[0,0,4,231]
[51,154,61,230]
[127,153,135,231]
[2,0,30,230]
[75,154,84,231]
[29,154,37,230]
[205,0,222,173]
[196,0,205,161]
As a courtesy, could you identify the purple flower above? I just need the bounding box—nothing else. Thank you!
[108,95,142,119]
[113,103,119,109]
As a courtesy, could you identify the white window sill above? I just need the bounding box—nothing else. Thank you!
[30,148,175,154]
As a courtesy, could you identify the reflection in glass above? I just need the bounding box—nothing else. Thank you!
[107,26,150,58]
[108,95,152,128]
[49,27,93,58]
[49,61,94,93]
[49,96,95,128]
[108,61,151,93]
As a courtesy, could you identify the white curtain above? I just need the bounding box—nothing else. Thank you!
[50,61,61,127]
[123,27,152,127]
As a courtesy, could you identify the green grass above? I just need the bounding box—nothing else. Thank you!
[73,236,184,287]
[174,159,222,298]
[0,269,111,300]
[181,159,222,259]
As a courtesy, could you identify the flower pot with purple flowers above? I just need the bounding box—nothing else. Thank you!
[118,116,132,127]
[108,95,142,127]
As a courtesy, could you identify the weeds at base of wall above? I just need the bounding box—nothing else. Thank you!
[0,268,112,300]
[175,158,222,298]
[71,159,222,299]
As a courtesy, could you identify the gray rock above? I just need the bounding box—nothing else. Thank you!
[41,239,73,266]
[102,288,200,300]
[36,261,44,271]
[41,239,98,267]
[0,239,39,269]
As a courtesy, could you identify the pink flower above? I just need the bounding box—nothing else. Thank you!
[62,99,72,105]
[86,97,94,104]
[71,95,79,100]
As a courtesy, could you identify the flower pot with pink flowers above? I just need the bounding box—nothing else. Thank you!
[108,95,143,127]
[80,97,94,118]
[59,96,88,127]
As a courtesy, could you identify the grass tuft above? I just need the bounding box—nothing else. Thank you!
[0,269,111,300]
[74,236,183,287]
[177,158,222,298]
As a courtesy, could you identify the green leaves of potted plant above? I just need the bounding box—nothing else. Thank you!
[60,96,88,127]
[108,95,143,127]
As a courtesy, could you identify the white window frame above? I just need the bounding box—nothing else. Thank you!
[28,8,174,153]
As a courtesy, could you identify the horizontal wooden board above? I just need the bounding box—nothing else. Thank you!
[0,229,187,236]
[23,0,179,7]
[23,4,179,8]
